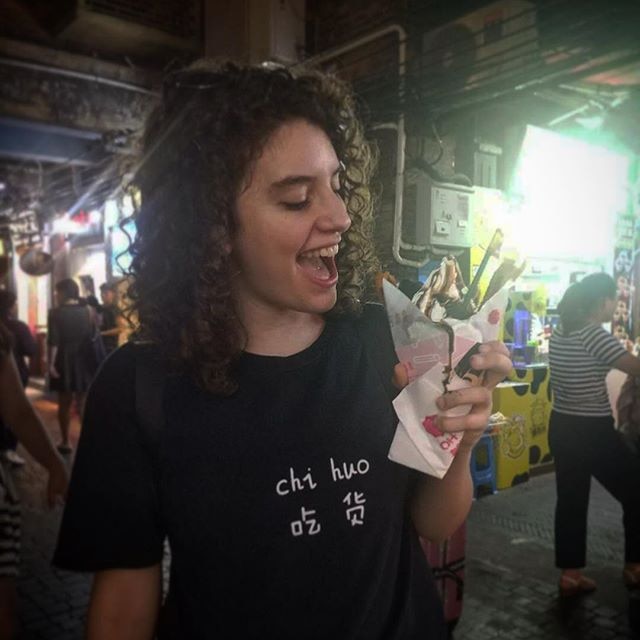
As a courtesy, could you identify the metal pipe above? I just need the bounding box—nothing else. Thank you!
[299,24,406,69]
[301,24,429,266]
[0,57,158,96]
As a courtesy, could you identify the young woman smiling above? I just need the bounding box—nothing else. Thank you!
[54,60,511,640]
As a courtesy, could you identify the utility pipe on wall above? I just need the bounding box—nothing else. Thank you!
[300,24,431,267]
[0,57,158,96]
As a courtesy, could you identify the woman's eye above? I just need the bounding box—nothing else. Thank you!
[282,200,310,211]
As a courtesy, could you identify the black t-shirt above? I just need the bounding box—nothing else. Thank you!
[54,307,447,639]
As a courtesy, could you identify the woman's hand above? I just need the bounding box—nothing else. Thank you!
[436,341,512,451]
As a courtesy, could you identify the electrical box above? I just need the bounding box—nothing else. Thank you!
[411,172,474,248]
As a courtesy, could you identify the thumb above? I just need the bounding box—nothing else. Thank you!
[392,362,410,390]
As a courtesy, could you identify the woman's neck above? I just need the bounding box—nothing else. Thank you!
[240,308,325,357]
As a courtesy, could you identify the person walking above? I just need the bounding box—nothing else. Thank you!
[53,60,511,639]
[98,282,126,354]
[47,278,102,454]
[549,272,640,596]
[0,290,36,467]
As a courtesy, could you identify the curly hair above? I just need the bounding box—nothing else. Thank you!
[126,59,379,395]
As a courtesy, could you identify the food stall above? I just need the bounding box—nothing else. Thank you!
[475,124,636,487]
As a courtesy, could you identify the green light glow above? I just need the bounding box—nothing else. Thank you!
[509,125,630,261]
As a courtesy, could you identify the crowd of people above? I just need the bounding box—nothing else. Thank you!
[47,278,125,455]
[0,59,637,639]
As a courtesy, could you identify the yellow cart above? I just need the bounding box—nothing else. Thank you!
[508,364,553,468]
[491,381,531,489]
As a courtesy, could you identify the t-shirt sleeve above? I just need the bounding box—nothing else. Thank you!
[580,324,627,366]
[53,344,165,571]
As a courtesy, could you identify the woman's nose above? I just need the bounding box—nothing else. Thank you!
[318,189,351,233]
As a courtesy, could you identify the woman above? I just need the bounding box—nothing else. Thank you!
[98,282,127,354]
[0,290,36,466]
[54,61,511,639]
[549,272,640,596]
[0,322,67,638]
[48,278,101,454]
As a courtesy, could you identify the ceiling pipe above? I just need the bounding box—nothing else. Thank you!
[0,57,158,96]
[300,24,430,267]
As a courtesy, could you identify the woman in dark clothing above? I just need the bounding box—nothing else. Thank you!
[0,290,36,466]
[549,273,640,596]
[53,60,511,639]
[48,278,100,454]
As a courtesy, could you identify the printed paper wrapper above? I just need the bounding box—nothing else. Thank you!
[383,280,508,478]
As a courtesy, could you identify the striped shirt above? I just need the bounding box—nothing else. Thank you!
[549,323,627,416]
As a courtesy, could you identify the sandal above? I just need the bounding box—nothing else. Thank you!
[623,566,640,589]
[559,574,597,598]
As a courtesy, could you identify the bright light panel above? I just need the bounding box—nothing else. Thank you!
[510,125,630,261]
[110,219,136,276]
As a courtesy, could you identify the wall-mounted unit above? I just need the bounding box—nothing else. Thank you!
[203,0,305,66]
[420,0,538,94]
[248,0,305,64]
[32,0,201,60]
[408,171,475,249]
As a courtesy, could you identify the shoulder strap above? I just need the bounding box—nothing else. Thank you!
[134,343,166,468]
[356,302,399,399]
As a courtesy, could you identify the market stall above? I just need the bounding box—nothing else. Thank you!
[472,124,638,491]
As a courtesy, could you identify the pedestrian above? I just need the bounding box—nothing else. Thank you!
[0,290,36,467]
[47,278,103,455]
[549,272,640,596]
[0,322,68,638]
[98,282,126,354]
[53,60,511,639]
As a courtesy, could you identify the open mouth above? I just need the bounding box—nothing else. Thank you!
[297,244,339,281]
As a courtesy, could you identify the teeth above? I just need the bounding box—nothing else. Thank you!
[300,244,339,259]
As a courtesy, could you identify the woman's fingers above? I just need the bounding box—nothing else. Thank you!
[392,362,410,389]
[470,343,512,390]
[437,402,491,433]
[479,340,510,357]
[436,386,492,433]
[437,385,492,411]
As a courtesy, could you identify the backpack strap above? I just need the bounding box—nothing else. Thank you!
[356,302,399,400]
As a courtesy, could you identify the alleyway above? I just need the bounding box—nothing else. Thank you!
[12,387,640,639]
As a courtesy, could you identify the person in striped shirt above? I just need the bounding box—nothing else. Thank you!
[549,272,640,596]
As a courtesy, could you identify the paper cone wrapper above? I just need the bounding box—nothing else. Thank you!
[386,286,509,477]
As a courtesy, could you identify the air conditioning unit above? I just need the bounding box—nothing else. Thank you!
[421,0,538,94]
[49,0,201,60]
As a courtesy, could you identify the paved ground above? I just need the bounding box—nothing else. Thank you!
[458,475,640,639]
[9,386,640,639]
